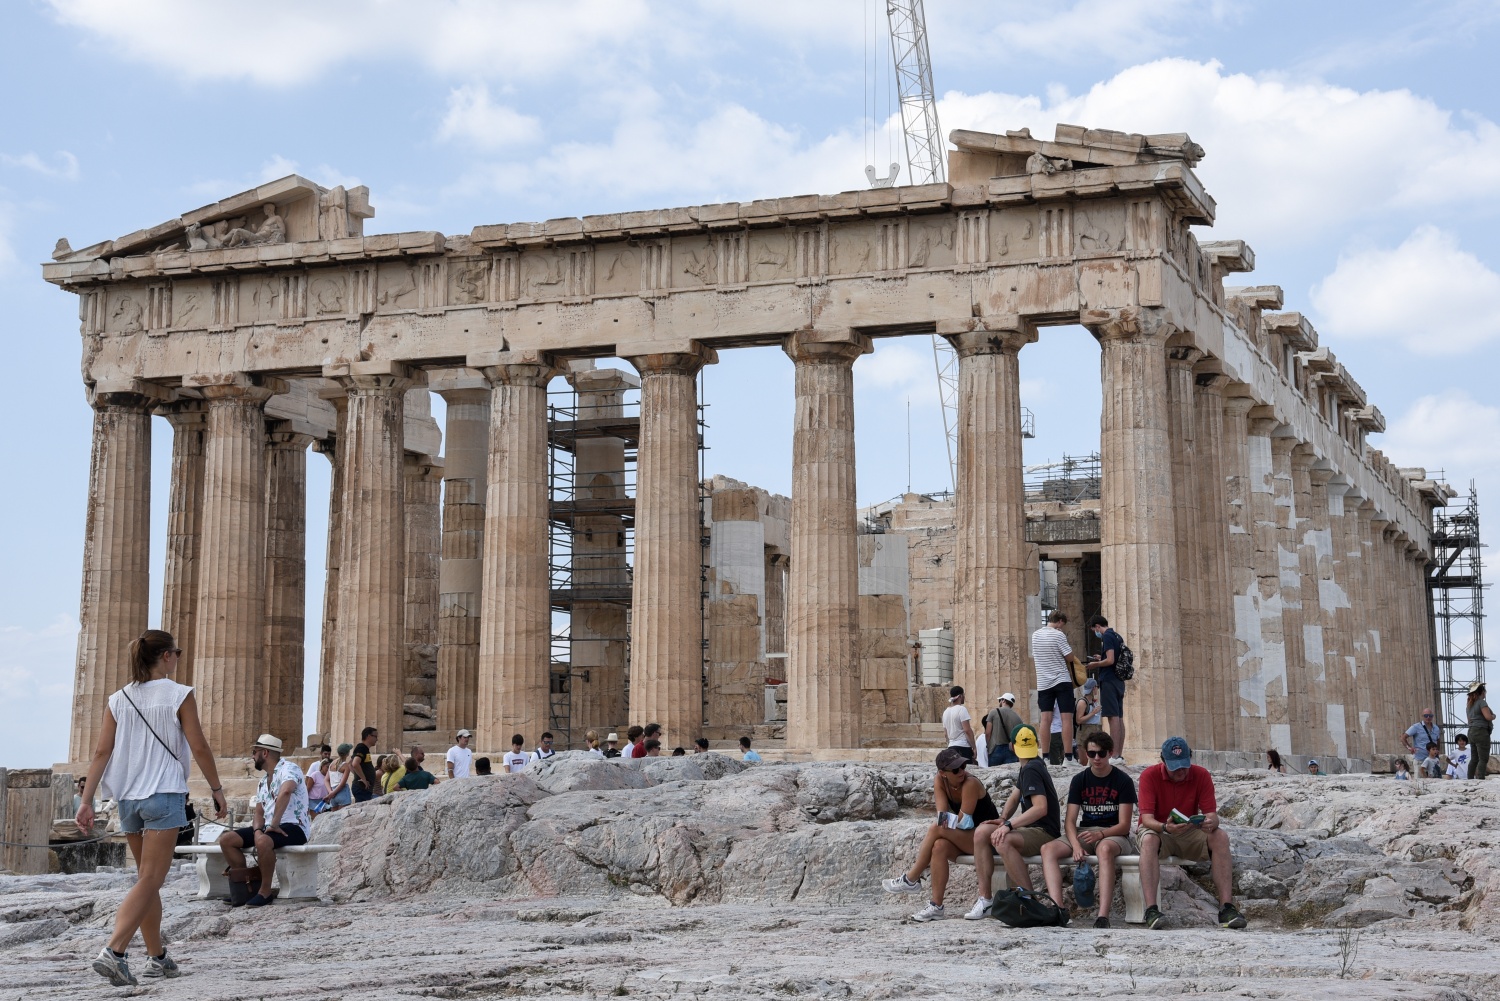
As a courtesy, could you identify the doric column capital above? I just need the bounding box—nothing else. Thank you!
[479,351,556,389]
[404,451,444,477]
[1290,444,1318,471]
[1269,435,1299,458]
[1194,369,1230,392]
[937,317,1037,356]
[323,360,425,394]
[436,387,492,407]
[1308,466,1335,487]
[156,396,209,429]
[1083,307,1179,344]
[428,367,490,397]
[782,328,872,365]
[1166,342,1205,368]
[90,378,171,411]
[1222,393,1256,419]
[185,372,285,404]
[265,425,316,451]
[626,341,717,377]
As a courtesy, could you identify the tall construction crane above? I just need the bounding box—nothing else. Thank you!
[870,1,961,487]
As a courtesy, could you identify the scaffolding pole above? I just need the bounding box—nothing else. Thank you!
[1429,481,1487,742]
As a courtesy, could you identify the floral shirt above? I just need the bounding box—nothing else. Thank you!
[257,758,311,833]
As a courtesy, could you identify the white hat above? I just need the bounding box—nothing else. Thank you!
[999,692,1017,704]
[606,732,619,742]
[252,733,283,752]
[456,729,473,738]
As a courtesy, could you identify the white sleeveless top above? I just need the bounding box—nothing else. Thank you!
[99,679,193,802]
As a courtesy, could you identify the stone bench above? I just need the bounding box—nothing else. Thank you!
[174,844,338,902]
[952,852,1197,924]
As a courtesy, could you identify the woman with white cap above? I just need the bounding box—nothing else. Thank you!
[76,629,227,986]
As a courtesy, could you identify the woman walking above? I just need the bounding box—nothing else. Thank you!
[76,630,226,987]
[1468,681,1494,779]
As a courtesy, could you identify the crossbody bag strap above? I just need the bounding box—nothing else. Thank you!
[119,686,184,767]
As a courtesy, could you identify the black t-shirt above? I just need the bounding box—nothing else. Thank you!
[353,743,377,789]
[1098,629,1124,674]
[1017,759,1061,838]
[1067,765,1137,829]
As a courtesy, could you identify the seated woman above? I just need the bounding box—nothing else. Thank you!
[882,747,999,921]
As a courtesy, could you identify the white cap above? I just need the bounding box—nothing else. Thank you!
[455,729,473,738]
[999,692,1016,704]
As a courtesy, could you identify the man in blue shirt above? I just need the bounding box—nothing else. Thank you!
[740,736,762,763]
[1086,615,1128,763]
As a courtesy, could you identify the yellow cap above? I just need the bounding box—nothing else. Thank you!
[1011,724,1040,760]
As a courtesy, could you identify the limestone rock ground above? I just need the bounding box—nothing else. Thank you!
[2,754,1498,999]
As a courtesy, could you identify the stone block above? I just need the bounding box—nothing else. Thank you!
[860,657,908,692]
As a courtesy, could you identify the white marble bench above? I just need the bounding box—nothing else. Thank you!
[952,852,1196,924]
[174,844,338,901]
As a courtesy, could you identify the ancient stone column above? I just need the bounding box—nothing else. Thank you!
[404,452,443,724]
[1408,544,1437,719]
[1244,410,1285,754]
[311,393,347,742]
[433,379,490,735]
[1306,466,1345,757]
[71,388,155,763]
[263,426,313,747]
[567,367,637,736]
[1193,370,1236,750]
[159,399,208,689]
[190,374,279,753]
[940,321,1036,715]
[784,330,870,750]
[1290,450,1329,756]
[328,363,418,749]
[1222,393,1257,752]
[1090,311,1185,758]
[1351,502,1379,754]
[1327,484,1364,758]
[1271,436,1311,755]
[765,552,788,658]
[1166,345,1208,748]
[476,354,553,747]
[627,347,714,741]
[1359,507,1389,750]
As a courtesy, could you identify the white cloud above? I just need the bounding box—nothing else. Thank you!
[0,150,80,180]
[439,84,542,149]
[258,154,302,183]
[940,59,1500,244]
[1382,391,1500,483]
[47,0,650,86]
[1311,227,1500,354]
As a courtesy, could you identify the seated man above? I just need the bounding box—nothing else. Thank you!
[1041,731,1135,927]
[217,734,310,907]
[964,724,1060,919]
[1137,736,1246,930]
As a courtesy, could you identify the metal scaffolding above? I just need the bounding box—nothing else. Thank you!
[1429,481,1487,739]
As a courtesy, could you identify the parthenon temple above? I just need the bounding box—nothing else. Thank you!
[46,123,1450,770]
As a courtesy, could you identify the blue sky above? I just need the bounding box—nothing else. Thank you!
[3,0,1497,766]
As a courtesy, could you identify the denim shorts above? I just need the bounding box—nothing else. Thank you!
[118,791,188,834]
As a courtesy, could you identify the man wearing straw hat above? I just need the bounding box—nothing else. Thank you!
[216,733,309,907]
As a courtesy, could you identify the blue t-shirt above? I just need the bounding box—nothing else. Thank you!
[1097,629,1124,673]
[742,750,762,763]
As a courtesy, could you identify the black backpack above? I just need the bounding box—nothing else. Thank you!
[1114,639,1135,681]
[987,887,1069,927]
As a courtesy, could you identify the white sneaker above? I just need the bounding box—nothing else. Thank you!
[883,874,922,893]
[91,946,137,987]
[911,902,946,922]
[964,898,992,920]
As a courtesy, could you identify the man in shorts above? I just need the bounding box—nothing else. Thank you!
[217,734,310,907]
[1029,611,1084,763]
[1137,736,1247,930]
[1042,731,1135,926]
[942,686,977,761]
[984,693,1025,766]
[1086,615,1128,762]
[970,724,1060,914]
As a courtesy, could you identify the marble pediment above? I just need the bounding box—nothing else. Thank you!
[52,174,374,263]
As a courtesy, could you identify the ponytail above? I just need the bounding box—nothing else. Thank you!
[128,629,176,684]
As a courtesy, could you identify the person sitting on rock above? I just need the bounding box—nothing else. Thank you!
[398,755,436,790]
[503,734,528,774]
[1447,735,1471,779]
[217,734,309,908]
[965,724,1060,919]
[1137,736,1247,930]
[1042,731,1136,928]
[883,747,1000,921]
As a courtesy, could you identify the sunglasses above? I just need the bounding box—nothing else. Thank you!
[1086,749,1110,759]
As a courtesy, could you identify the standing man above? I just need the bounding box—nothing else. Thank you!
[1085,615,1128,763]
[942,686,978,762]
[217,734,309,908]
[693,737,710,754]
[347,727,379,803]
[530,732,558,762]
[984,693,1025,766]
[1041,731,1136,927]
[1137,737,1248,930]
[1403,709,1441,762]
[621,725,645,759]
[1030,611,1083,765]
[503,734,529,773]
[446,729,474,779]
[740,736,762,762]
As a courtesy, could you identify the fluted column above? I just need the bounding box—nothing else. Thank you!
[1193,370,1235,749]
[328,363,418,748]
[312,394,347,741]
[1222,393,1257,752]
[1166,345,1209,748]
[159,399,208,689]
[71,388,155,763]
[404,451,443,715]
[1408,545,1437,720]
[1359,507,1388,750]
[1352,503,1378,754]
[191,374,280,752]
[434,381,490,734]
[627,346,714,740]
[1090,311,1184,758]
[1271,436,1311,754]
[941,320,1036,714]
[476,354,554,746]
[263,426,313,747]
[1306,466,1345,757]
[784,330,870,750]
[1290,450,1328,756]
[1327,485,1364,758]
[1244,411,1284,754]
